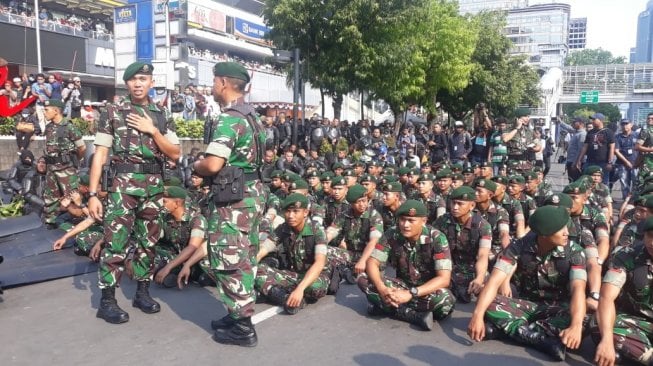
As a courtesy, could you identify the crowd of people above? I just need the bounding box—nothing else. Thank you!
[7,57,653,365]
[189,47,284,75]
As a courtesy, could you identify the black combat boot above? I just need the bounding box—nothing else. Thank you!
[327,266,341,295]
[211,315,237,330]
[96,287,129,324]
[394,305,433,331]
[267,286,305,315]
[367,303,386,316]
[483,321,504,340]
[341,266,357,284]
[132,281,161,314]
[213,317,258,347]
[514,325,566,361]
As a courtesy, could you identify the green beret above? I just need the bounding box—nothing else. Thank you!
[320,172,334,181]
[343,169,356,177]
[398,167,411,176]
[462,166,474,174]
[305,170,320,178]
[583,165,603,176]
[380,175,398,185]
[514,107,531,118]
[164,176,182,187]
[353,161,365,167]
[451,163,463,172]
[270,170,283,179]
[523,171,538,181]
[492,176,509,186]
[123,61,153,82]
[358,174,376,184]
[368,160,382,167]
[452,173,464,181]
[396,200,428,217]
[331,176,346,187]
[382,181,403,192]
[410,168,420,176]
[644,216,653,232]
[576,175,593,190]
[165,186,187,199]
[474,178,497,193]
[479,161,492,168]
[282,171,301,182]
[383,167,395,175]
[635,195,653,209]
[79,174,90,186]
[436,169,453,179]
[508,175,525,185]
[528,206,569,236]
[281,193,308,210]
[213,61,250,83]
[543,193,573,210]
[532,166,543,173]
[405,160,417,169]
[289,179,309,190]
[563,182,587,195]
[417,173,435,183]
[450,186,476,201]
[346,184,367,203]
[332,162,344,170]
[43,99,65,110]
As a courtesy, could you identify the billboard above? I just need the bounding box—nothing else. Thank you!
[115,5,137,24]
[233,17,269,44]
[187,1,226,33]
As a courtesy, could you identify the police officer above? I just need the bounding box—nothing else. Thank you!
[468,206,587,361]
[359,200,455,331]
[88,62,181,324]
[42,99,86,228]
[190,61,267,347]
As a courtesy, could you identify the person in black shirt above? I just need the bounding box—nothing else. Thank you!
[575,113,615,185]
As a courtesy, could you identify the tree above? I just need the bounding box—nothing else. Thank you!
[562,103,622,123]
[565,48,627,66]
[437,11,541,119]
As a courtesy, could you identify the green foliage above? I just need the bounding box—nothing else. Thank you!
[70,118,91,136]
[0,116,14,135]
[174,118,204,138]
[563,103,622,123]
[319,139,333,156]
[565,48,627,66]
[335,138,349,152]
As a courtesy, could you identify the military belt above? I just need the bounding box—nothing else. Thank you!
[113,162,163,174]
[45,155,72,165]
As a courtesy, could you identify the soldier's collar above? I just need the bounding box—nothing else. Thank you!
[123,95,160,113]
[299,219,315,236]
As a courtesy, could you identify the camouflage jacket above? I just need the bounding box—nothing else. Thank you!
[160,198,207,252]
[416,191,446,224]
[566,218,598,260]
[324,196,350,228]
[371,225,452,287]
[637,126,653,166]
[588,183,612,210]
[604,242,653,320]
[434,212,492,268]
[505,126,535,156]
[329,205,383,252]
[44,119,84,171]
[571,204,609,244]
[497,193,525,235]
[473,201,510,252]
[269,218,328,273]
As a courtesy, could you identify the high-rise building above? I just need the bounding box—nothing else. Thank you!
[568,17,587,50]
[457,0,527,14]
[506,3,571,69]
[633,0,653,63]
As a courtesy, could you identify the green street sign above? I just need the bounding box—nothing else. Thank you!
[580,90,600,104]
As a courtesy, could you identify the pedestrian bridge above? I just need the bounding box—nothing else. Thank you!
[559,63,653,104]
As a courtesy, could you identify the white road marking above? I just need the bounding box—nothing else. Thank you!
[252,306,284,324]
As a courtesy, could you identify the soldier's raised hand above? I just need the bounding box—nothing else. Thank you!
[126,112,156,135]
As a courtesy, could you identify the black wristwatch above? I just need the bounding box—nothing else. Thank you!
[88,191,98,198]
[589,292,600,301]
[409,287,419,298]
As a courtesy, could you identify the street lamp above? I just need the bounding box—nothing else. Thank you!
[272,48,301,145]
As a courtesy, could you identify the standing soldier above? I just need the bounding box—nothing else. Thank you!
[42,99,86,228]
[190,62,267,347]
[359,200,456,330]
[88,62,181,324]
[502,108,539,173]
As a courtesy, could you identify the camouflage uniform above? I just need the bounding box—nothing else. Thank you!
[204,107,267,320]
[497,193,525,236]
[513,192,537,222]
[255,218,332,301]
[75,222,104,254]
[42,119,84,224]
[529,184,553,207]
[593,243,653,364]
[589,182,612,212]
[504,126,536,172]
[434,213,492,298]
[415,191,446,224]
[324,196,350,228]
[95,98,179,288]
[488,232,587,338]
[614,216,643,252]
[636,126,653,186]
[474,201,510,263]
[571,204,610,256]
[358,225,455,319]
[326,205,384,268]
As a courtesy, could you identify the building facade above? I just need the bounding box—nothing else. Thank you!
[568,17,587,50]
[633,0,653,63]
[457,0,527,15]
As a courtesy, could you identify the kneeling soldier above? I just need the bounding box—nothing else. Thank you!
[359,200,455,331]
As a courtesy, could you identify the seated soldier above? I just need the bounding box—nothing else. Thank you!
[468,206,587,362]
[611,195,653,253]
[255,193,333,315]
[358,200,455,331]
[507,175,537,222]
[377,181,405,232]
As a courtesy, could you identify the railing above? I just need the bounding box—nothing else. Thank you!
[0,11,113,41]
[562,63,653,96]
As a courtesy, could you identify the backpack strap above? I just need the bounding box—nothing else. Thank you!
[223,104,264,173]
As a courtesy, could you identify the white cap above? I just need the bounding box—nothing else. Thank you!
[83,100,91,106]
[12,77,20,83]
[73,76,81,82]
[454,121,464,127]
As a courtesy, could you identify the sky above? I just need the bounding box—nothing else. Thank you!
[531,0,648,58]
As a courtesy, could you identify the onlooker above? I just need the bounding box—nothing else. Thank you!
[80,100,99,134]
[448,121,472,165]
[48,73,63,101]
[62,77,83,119]
[182,86,196,120]
[614,119,638,199]
[31,73,52,129]
[575,113,615,185]
[14,108,40,152]
[0,79,18,107]
[558,116,587,182]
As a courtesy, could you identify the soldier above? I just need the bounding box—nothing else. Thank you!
[377,181,405,231]
[593,216,653,366]
[611,195,653,252]
[254,194,333,314]
[435,168,454,200]
[478,161,493,180]
[190,61,267,346]
[635,112,653,188]
[451,173,464,189]
[367,160,383,178]
[491,176,527,238]
[462,164,475,187]
[42,99,86,228]
[584,166,614,225]
[317,172,333,206]
[523,171,550,207]
[324,176,350,227]
[473,179,510,264]
[88,62,181,324]
[305,170,322,199]
[288,179,325,226]
[501,108,539,172]
[269,170,285,199]
[434,186,492,303]
[359,200,455,331]
[414,173,446,223]
[507,175,537,222]
[468,206,587,362]
[153,186,208,288]
[343,168,358,187]
[359,174,383,208]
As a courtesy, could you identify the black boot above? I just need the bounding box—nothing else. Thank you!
[514,325,566,361]
[341,266,357,284]
[132,281,161,314]
[367,303,386,316]
[211,315,237,330]
[213,317,258,347]
[327,267,341,295]
[483,321,504,340]
[197,273,216,287]
[96,287,129,324]
[394,305,433,331]
[267,286,305,315]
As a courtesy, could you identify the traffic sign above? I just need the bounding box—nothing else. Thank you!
[580,90,599,104]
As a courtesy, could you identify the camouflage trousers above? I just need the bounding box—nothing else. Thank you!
[254,263,330,301]
[75,223,104,255]
[590,313,653,365]
[485,295,572,339]
[451,263,484,300]
[206,203,264,320]
[327,246,354,268]
[98,192,163,289]
[357,275,455,319]
[42,166,79,224]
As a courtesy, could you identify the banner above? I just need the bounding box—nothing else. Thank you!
[187,1,226,32]
[115,5,137,24]
[233,17,269,43]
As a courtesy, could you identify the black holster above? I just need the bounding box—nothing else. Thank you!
[101,164,114,192]
[211,166,245,205]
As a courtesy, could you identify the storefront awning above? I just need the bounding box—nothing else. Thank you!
[48,70,115,86]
